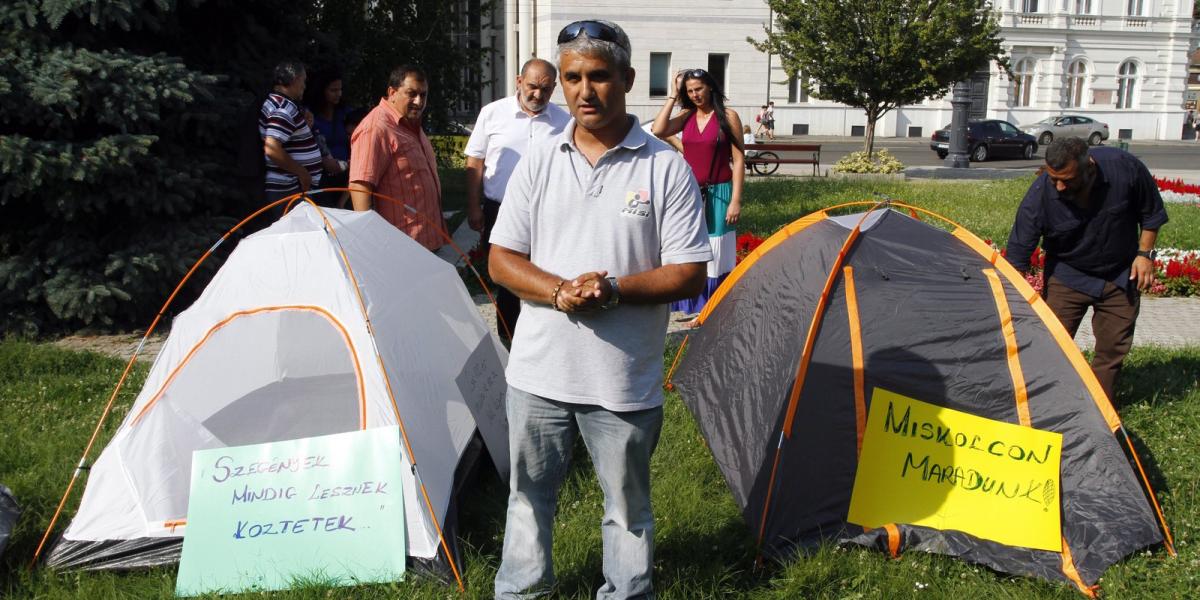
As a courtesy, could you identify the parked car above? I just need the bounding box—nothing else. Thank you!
[930,119,1039,162]
[1021,115,1110,146]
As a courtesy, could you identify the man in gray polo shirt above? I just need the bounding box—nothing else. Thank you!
[489,19,711,600]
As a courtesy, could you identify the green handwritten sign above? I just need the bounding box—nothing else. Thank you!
[175,427,406,596]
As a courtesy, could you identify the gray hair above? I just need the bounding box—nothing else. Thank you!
[521,58,558,79]
[556,20,632,75]
[272,60,306,87]
[1045,137,1090,171]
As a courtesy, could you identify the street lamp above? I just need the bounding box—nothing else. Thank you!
[945,81,970,168]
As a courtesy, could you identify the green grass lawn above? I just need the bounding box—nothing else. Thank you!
[0,341,1197,599]
[735,176,1200,251]
[3,177,1198,598]
[438,172,1200,251]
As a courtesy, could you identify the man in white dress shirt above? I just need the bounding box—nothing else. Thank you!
[464,58,571,341]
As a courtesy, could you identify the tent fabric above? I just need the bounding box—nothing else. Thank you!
[46,204,508,574]
[0,484,18,559]
[673,207,1163,590]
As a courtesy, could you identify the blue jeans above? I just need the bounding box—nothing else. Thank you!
[494,386,664,600]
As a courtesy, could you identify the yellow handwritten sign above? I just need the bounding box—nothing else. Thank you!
[847,388,1063,552]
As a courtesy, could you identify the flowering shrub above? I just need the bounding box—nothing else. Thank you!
[831,149,905,174]
[736,232,765,264]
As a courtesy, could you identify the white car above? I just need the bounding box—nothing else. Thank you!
[1022,115,1110,147]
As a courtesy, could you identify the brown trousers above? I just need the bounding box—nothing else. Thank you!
[1043,276,1140,402]
[482,199,521,341]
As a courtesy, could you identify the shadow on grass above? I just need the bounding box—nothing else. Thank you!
[1116,350,1200,408]
[549,514,767,599]
[1110,350,1200,549]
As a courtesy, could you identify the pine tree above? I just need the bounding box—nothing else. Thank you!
[0,0,313,334]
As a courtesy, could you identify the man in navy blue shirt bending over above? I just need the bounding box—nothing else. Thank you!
[1006,137,1169,403]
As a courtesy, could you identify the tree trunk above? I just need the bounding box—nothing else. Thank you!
[864,118,876,157]
[862,106,880,157]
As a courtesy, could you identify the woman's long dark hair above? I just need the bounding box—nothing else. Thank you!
[303,66,344,115]
[677,70,734,144]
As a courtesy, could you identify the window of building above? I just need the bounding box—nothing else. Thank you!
[707,53,729,93]
[788,73,808,103]
[1012,58,1035,107]
[1116,60,1138,109]
[649,53,671,97]
[1066,59,1087,108]
[1022,0,1039,12]
[1074,0,1092,13]
[1126,0,1144,16]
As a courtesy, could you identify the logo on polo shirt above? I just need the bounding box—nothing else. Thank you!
[621,188,651,219]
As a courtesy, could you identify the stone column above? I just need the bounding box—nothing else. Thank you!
[504,0,518,96]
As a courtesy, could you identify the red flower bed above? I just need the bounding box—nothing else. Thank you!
[1155,176,1200,196]
[732,233,1197,297]
[1154,252,1200,296]
[992,237,1200,297]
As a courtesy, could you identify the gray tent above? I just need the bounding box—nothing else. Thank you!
[671,205,1173,596]
[0,485,19,559]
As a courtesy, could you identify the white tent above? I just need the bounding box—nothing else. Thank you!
[45,204,508,576]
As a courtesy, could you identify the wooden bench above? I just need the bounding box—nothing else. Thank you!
[744,143,822,176]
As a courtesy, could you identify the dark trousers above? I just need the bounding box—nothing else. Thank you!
[483,199,521,341]
[1043,276,1140,401]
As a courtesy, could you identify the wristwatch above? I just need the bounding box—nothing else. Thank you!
[1136,249,1157,260]
[601,276,621,310]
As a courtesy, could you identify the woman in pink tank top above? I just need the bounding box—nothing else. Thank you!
[650,68,746,323]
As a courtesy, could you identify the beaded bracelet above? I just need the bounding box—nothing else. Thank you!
[551,280,566,312]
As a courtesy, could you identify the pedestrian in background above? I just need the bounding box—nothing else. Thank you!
[652,67,746,323]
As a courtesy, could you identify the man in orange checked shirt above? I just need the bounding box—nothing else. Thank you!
[349,64,445,251]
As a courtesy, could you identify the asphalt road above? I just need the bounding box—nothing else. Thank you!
[783,136,1200,171]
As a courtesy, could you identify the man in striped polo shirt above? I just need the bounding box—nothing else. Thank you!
[259,60,323,208]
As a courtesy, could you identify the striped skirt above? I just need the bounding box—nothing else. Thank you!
[672,181,735,316]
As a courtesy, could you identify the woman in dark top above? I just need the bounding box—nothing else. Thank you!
[303,68,352,205]
[304,68,351,162]
[651,68,746,321]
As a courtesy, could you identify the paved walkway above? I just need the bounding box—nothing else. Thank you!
[54,197,1200,363]
[466,294,1200,351]
[50,294,1200,365]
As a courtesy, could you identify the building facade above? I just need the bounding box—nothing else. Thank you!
[474,0,1197,140]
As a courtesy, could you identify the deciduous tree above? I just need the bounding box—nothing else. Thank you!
[752,0,1007,155]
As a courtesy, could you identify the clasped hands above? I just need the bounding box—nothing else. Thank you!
[552,270,614,313]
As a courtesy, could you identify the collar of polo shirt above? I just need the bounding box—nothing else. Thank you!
[560,115,645,154]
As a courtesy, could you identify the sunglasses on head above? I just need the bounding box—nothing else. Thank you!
[557,21,629,52]
[686,69,708,78]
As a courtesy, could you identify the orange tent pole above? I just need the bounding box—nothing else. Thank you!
[30,195,304,568]
[754,201,889,553]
